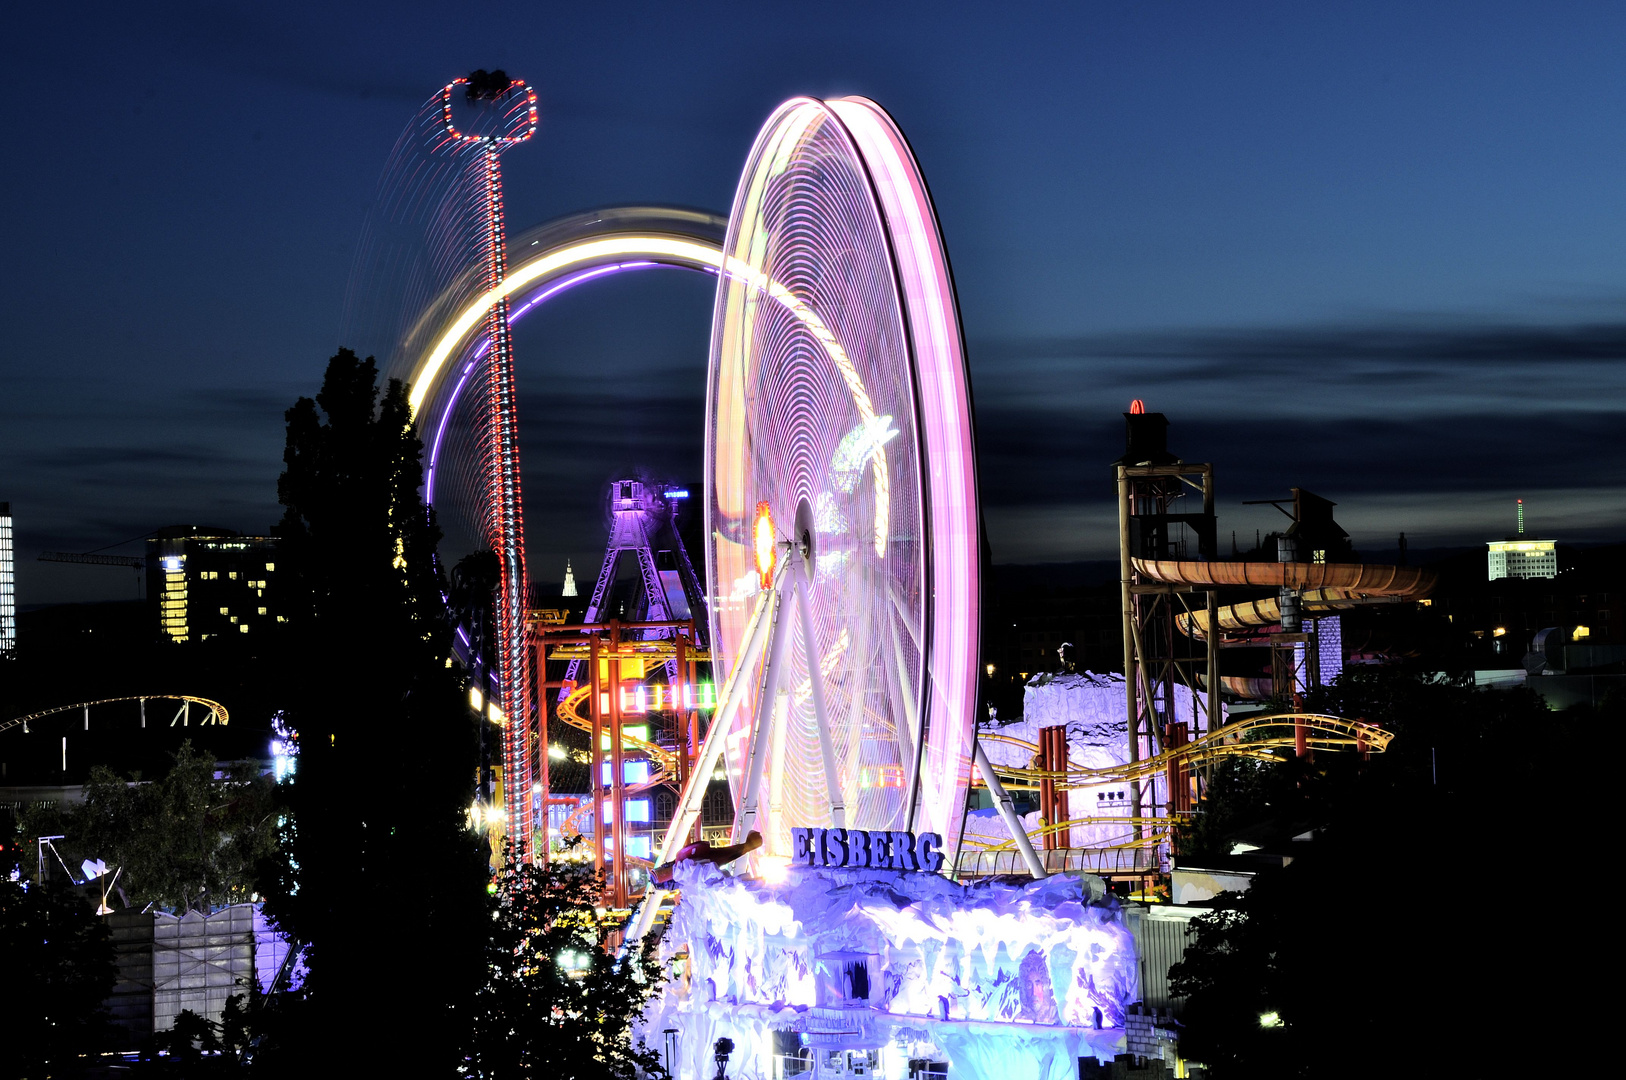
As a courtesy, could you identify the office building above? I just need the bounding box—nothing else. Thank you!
[146,527,282,644]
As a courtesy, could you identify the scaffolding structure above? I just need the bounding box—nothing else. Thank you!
[532,477,711,905]
[1115,405,1219,844]
[532,618,709,907]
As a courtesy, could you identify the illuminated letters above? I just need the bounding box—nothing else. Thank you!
[785,827,943,872]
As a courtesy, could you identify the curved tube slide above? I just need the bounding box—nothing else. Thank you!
[1131,558,1437,639]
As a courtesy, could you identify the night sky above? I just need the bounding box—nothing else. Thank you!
[7,2,1626,605]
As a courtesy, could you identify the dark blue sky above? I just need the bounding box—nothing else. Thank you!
[6,2,1626,603]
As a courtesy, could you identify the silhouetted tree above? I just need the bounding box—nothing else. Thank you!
[1170,667,1596,1079]
[465,845,667,1079]
[257,349,486,1072]
[0,875,116,1075]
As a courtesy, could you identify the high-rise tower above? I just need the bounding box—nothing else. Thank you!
[1,502,15,660]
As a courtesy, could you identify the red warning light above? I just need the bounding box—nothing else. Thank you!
[1129,399,1146,415]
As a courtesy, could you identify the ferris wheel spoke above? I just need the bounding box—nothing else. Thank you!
[794,571,847,829]
[884,609,922,826]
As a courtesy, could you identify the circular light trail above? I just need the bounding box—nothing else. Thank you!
[706,96,980,864]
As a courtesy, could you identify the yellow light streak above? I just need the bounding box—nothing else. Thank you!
[408,226,893,553]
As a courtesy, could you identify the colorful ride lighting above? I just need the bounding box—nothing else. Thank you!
[608,682,717,715]
[438,78,538,145]
[407,236,727,418]
[859,764,906,789]
[754,500,777,590]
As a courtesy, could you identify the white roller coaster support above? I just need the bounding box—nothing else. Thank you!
[974,741,1048,880]
[795,571,847,829]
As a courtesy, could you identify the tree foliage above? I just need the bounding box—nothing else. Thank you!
[23,742,276,914]
[1169,667,1599,1079]
[254,349,488,1072]
[0,875,117,1075]
[465,847,667,1079]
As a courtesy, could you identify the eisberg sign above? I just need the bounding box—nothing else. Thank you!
[791,827,945,872]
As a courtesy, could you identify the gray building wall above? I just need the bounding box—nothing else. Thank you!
[1124,904,1202,1016]
[152,906,258,1031]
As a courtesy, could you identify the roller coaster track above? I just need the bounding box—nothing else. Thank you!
[554,684,679,772]
[1,695,230,735]
[965,712,1390,853]
[552,684,675,865]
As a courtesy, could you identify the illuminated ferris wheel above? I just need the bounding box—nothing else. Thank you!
[686,97,982,870]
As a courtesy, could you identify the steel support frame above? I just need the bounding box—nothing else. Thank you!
[532,616,704,903]
[1117,462,1219,858]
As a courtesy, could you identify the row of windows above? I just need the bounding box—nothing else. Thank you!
[197,571,272,586]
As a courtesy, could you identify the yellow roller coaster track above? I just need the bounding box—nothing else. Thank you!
[965,712,1390,853]
[554,684,679,772]
[552,683,676,863]
[1,695,230,735]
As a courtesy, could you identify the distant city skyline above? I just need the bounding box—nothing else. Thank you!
[7,2,1626,604]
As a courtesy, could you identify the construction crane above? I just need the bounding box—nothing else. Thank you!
[38,551,143,598]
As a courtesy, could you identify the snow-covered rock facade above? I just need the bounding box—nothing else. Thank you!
[641,858,1137,1079]
[974,671,1221,848]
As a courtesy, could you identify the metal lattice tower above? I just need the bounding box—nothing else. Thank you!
[562,480,706,696]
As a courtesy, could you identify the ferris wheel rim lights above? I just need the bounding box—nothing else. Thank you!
[704,95,980,859]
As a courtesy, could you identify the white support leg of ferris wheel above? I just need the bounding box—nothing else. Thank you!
[733,554,798,842]
[974,741,1048,880]
[626,571,778,946]
[658,566,779,861]
[888,583,936,831]
[886,613,922,829]
[794,571,847,829]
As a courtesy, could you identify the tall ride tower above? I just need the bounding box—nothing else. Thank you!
[1116,404,1219,830]
[562,479,706,696]
[438,74,540,855]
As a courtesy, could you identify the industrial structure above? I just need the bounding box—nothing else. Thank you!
[1114,404,1219,841]
[1097,410,1434,874]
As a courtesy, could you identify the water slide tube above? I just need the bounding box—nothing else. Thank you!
[1130,558,1438,640]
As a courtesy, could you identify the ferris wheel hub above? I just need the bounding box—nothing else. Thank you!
[794,496,816,576]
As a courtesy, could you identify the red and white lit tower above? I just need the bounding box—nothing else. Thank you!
[438,75,540,856]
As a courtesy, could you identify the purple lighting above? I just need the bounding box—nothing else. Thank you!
[424,260,709,507]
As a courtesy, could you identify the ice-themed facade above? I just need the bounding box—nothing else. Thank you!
[643,858,1137,1079]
